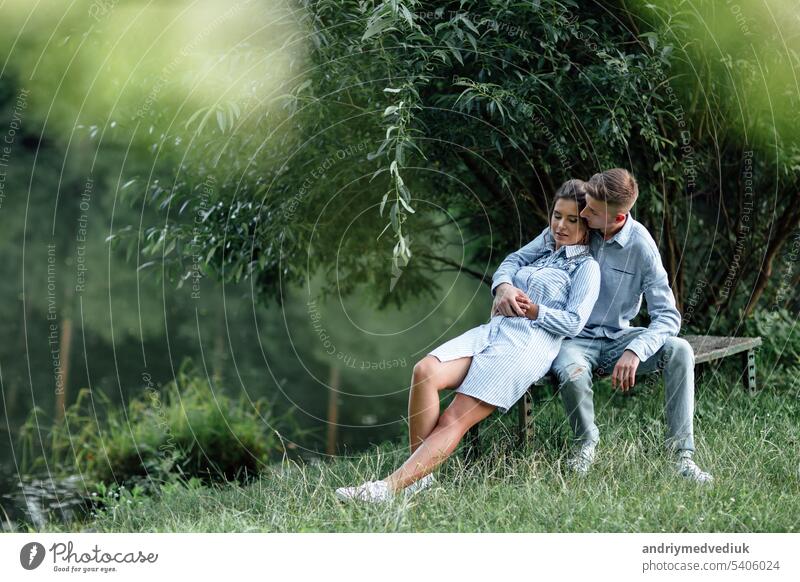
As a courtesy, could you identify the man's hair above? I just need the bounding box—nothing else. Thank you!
[588,168,638,212]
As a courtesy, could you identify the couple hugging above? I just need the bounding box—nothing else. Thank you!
[337,168,713,504]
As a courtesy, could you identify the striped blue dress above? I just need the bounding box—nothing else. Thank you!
[428,242,601,413]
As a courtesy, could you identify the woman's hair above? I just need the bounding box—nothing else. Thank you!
[552,178,591,217]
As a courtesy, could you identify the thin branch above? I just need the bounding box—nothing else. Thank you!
[421,252,492,286]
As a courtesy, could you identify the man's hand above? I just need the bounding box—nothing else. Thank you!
[611,350,640,393]
[491,283,531,317]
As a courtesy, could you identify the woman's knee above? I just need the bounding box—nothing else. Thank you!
[412,356,439,385]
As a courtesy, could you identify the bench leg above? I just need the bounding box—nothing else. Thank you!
[464,423,480,465]
[742,349,757,393]
[518,390,533,447]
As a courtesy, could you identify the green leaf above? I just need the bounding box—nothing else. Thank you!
[367,139,389,160]
[184,106,209,130]
[398,194,415,214]
[370,168,387,183]
[399,5,414,27]
[395,141,405,165]
[445,40,464,65]
[389,202,399,231]
[363,14,394,41]
[460,15,480,35]
[640,32,658,52]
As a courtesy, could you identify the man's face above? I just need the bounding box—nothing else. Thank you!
[580,194,623,233]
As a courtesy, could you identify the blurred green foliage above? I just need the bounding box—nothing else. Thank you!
[18,359,306,485]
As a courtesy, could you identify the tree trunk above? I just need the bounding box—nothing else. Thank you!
[55,317,72,422]
[325,365,340,455]
[744,204,800,317]
[661,197,684,312]
[212,306,225,385]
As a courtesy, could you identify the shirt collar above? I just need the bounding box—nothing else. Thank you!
[543,229,556,250]
[604,213,634,247]
[565,243,591,257]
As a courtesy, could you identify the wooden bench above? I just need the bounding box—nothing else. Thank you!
[464,335,762,460]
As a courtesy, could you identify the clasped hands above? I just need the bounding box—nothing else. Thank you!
[491,283,539,320]
[491,283,641,392]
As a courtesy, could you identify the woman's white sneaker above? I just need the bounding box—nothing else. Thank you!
[335,480,393,503]
[403,473,436,498]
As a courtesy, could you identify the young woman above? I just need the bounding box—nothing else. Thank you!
[336,180,601,503]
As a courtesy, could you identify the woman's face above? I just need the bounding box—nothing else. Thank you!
[550,197,588,248]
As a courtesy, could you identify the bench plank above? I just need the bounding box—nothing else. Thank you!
[682,335,762,364]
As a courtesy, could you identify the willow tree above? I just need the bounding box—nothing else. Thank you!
[126,0,799,328]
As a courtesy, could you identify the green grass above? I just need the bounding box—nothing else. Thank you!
[39,373,800,532]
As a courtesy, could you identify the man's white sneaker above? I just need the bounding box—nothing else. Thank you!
[675,452,714,484]
[566,443,596,475]
[335,480,393,503]
[403,473,436,499]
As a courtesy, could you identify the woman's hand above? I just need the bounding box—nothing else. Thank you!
[523,303,539,320]
[491,284,532,317]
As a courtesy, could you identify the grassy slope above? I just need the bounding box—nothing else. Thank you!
[42,374,800,532]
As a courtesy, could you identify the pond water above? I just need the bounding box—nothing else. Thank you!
[0,468,92,531]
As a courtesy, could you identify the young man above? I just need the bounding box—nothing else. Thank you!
[491,168,712,483]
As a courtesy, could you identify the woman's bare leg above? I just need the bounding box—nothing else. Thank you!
[387,393,495,491]
[408,356,473,454]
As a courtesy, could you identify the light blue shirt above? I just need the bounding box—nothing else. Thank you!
[508,243,600,338]
[491,216,681,362]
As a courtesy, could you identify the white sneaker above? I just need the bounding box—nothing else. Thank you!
[675,452,714,484]
[403,473,436,499]
[566,443,596,475]
[335,480,393,503]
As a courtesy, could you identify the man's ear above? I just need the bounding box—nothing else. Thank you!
[615,213,626,223]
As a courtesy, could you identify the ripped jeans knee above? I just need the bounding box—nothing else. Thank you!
[566,362,588,382]
[553,362,592,394]
[553,360,592,388]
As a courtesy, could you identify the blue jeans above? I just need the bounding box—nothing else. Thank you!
[550,329,695,452]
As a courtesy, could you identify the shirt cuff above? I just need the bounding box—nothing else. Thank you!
[491,277,513,296]
[624,340,650,363]
[531,304,559,334]
[535,303,552,321]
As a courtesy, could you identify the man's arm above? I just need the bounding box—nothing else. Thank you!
[624,244,682,362]
[490,226,551,296]
[528,259,601,337]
